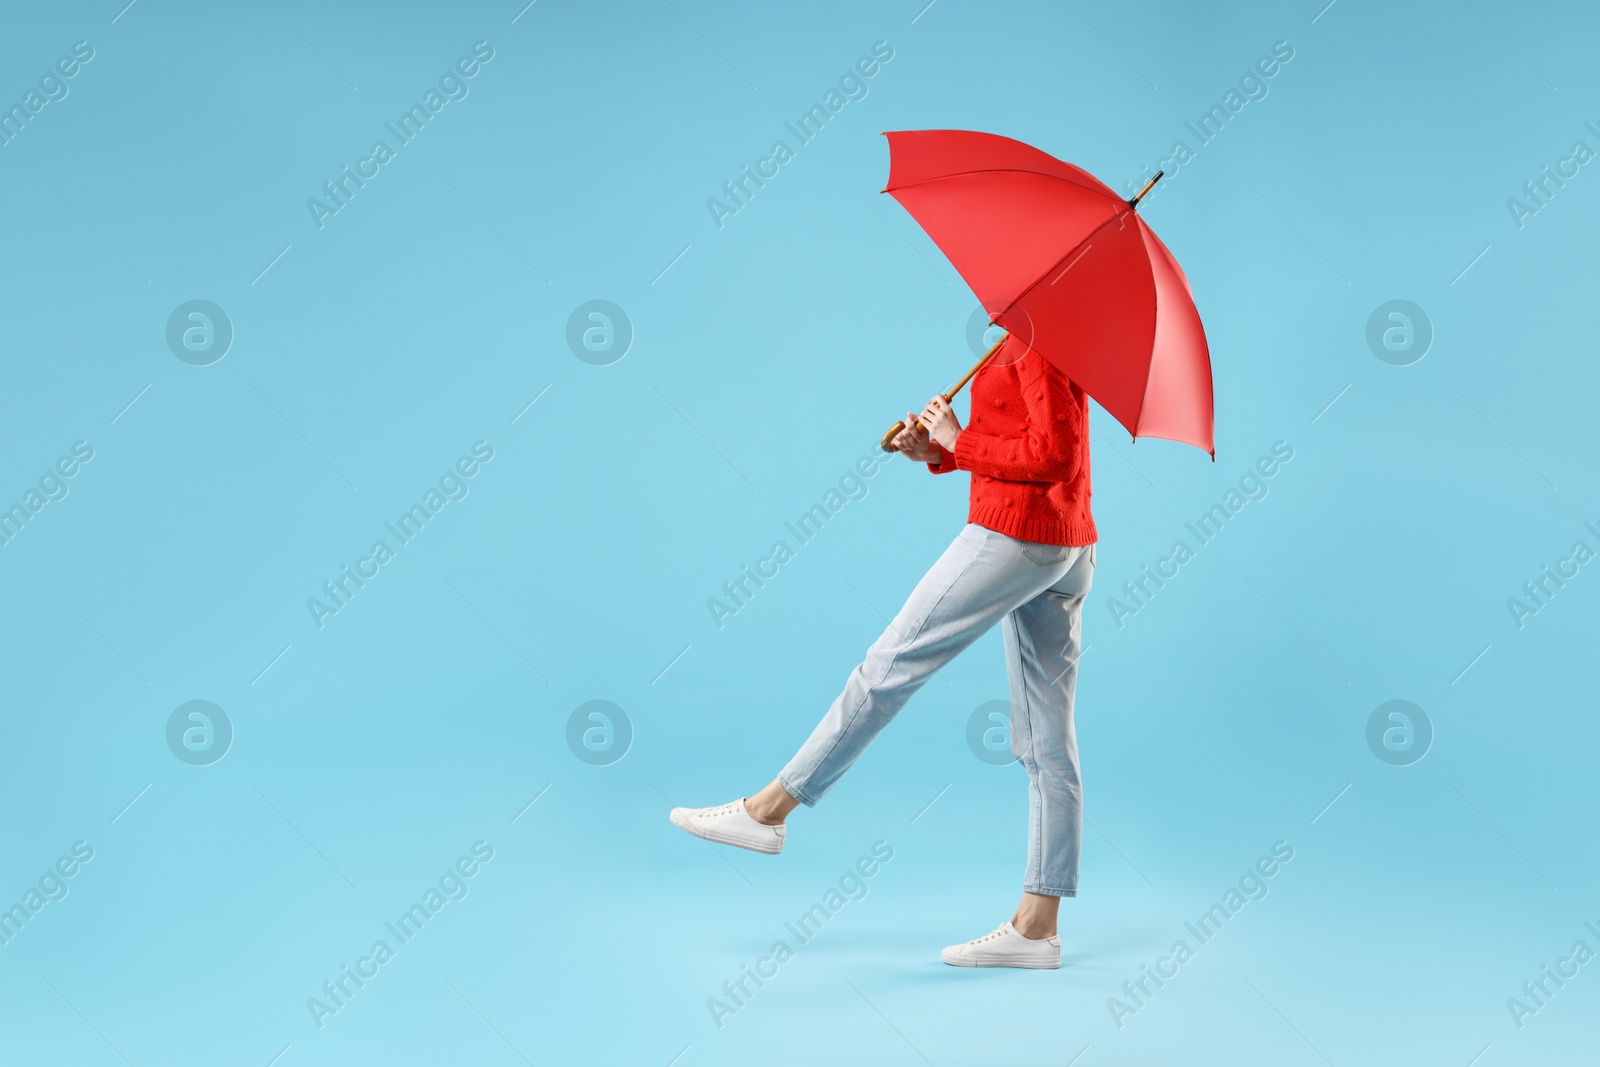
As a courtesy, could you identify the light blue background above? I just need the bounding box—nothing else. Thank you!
[2,1,1596,1064]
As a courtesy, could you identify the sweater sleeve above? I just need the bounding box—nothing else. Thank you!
[951,354,1085,483]
[926,442,958,474]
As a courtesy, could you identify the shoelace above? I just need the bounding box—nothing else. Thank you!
[969,925,1011,945]
[701,801,741,818]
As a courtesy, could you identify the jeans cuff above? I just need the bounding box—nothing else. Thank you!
[1023,884,1077,898]
[777,775,818,808]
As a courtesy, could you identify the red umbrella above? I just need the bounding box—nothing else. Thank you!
[878,129,1214,457]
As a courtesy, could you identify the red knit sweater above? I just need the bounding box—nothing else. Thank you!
[927,334,1097,546]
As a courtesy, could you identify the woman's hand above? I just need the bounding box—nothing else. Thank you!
[919,394,962,451]
[889,414,942,463]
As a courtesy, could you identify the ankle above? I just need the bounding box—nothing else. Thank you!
[745,797,785,826]
[1012,919,1056,940]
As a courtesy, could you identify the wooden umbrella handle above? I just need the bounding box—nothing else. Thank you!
[879,336,1006,452]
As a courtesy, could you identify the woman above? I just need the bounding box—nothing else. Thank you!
[670,331,1096,969]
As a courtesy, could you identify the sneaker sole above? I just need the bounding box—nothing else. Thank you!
[669,810,784,854]
[941,953,1060,969]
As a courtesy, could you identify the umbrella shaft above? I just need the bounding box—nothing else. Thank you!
[944,336,1006,400]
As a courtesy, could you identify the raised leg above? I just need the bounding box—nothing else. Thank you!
[778,525,1071,807]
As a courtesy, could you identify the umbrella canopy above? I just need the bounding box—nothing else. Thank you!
[883,129,1214,456]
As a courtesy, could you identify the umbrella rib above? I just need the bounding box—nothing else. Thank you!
[996,206,1143,322]
[885,167,1123,204]
[1124,218,1212,454]
[993,207,1157,438]
[1131,218,1161,437]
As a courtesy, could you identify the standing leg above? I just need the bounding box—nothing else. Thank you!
[1004,543,1095,933]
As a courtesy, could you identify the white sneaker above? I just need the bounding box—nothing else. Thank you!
[668,798,786,855]
[941,921,1061,969]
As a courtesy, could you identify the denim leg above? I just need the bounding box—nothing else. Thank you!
[779,525,1069,806]
[1003,543,1094,896]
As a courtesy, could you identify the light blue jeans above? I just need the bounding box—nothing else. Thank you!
[779,523,1095,897]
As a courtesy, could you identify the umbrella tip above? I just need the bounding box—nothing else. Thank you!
[1127,169,1165,211]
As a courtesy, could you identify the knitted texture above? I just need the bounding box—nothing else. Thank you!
[927,335,1097,546]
